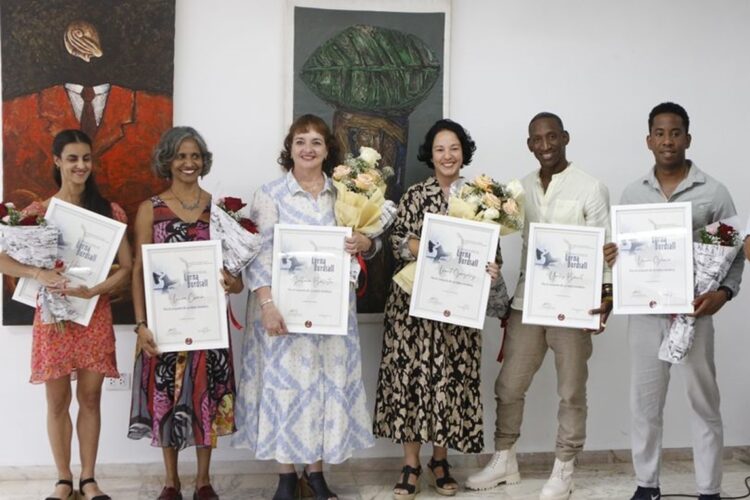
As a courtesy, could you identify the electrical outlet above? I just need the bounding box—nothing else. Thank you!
[105,372,131,391]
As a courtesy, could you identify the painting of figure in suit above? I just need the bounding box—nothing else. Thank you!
[1,0,175,325]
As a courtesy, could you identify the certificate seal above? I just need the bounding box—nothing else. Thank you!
[443,310,451,317]
[557,313,566,321]
[185,338,193,345]
[305,320,312,328]
[649,300,657,309]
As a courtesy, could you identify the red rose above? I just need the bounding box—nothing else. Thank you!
[239,218,259,234]
[223,197,246,213]
[0,204,8,219]
[19,215,38,226]
[54,259,65,269]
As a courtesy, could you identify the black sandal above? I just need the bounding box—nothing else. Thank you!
[45,479,74,500]
[79,477,112,500]
[272,472,300,500]
[393,464,422,499]
[299,469,337,499]
[427,458,458,496]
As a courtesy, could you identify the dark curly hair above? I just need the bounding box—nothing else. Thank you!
[278,114,341,175]
[417,119,476,169]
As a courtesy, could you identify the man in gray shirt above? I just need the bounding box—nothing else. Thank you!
[604,102,743,500]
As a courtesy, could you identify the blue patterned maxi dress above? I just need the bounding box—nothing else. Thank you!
[232,171,374,463]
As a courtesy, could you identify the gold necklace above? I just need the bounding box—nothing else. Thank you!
[171,188,201,210]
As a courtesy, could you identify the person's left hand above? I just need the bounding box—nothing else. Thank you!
[486,262,500,284]
[690,290,727,317]
[345,232,373,255]
[52,284,95,300]
[220,268,243,294]
[585,300,613,335]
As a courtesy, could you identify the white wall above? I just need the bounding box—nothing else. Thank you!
[2,0,750,466]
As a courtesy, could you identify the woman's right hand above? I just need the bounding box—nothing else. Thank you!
[136,326,159,357]
[261,302,288,336]
[407,237,420,258]
[37,268,68,290]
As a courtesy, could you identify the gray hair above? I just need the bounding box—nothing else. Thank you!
[151,126,213,179]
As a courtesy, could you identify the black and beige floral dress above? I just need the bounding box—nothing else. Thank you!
[373,176,508,453]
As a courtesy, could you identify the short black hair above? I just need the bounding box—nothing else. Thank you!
[417,119,476,169]
[528,112,565,132]
[648,102,689,133]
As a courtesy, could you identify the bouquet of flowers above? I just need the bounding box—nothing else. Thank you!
[0,202,77,325]
[659,217,743,363]
[210,196,261,277]
[332,146,397,238]
[447,175,524,235]
[332,146,398,292]
[393,174,524,294]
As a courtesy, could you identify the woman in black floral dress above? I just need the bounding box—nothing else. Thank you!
[373,119,509,499]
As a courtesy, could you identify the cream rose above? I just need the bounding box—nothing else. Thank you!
[482,192,503,210]
[358,147,381,168]
[473,174,494,192]
[505,179,524,198]
[354,172,375,191]
[482,207,500,221]
[503,198,519,216]
[332,164,351,181]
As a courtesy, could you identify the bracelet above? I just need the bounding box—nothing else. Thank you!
[259,298,274,309]
[133,320,147,334]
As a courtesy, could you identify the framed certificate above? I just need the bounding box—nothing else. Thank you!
[522,223,605,329]
[272,224,352,335]
[611,202,694,314]
[13,198,126,326]
[409,213,500,329]
[142,240,228,352]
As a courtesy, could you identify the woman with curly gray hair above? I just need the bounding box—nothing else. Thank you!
[127,126,242,500]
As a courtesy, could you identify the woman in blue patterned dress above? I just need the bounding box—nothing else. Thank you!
[233,115,376,500]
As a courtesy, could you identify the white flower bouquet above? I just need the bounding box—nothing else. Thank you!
[331,146,397,238]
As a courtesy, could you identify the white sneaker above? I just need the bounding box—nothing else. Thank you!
[539,458,574,500]
[465,445,521,491]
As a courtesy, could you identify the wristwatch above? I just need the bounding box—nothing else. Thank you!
[133,320,147,333]
[717,286,734,301]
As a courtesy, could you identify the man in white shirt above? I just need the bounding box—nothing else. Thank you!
[467,112,611,500]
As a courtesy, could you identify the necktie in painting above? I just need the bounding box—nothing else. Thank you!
[80,86,98,139]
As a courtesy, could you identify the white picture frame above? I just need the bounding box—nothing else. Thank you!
[522,223,605,330]
[409,213,499,329]
[611,202,694,315]
[142,240,228,352]
[272,224,352,335]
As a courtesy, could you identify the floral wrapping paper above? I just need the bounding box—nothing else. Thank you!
[209,204,262,277]
[0,224,79,324]
[659,242,740,363]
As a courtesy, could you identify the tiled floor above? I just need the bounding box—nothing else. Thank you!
[2,452,750,500]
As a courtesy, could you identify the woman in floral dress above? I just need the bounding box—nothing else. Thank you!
[128,127,242,500]
[232,114,376,500]
[373,119,508,498]
[0,129,132,500]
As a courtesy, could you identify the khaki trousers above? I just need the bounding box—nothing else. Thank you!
[494,309,593,461]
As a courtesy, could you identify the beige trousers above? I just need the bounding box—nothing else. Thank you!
[494,309,593,461]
